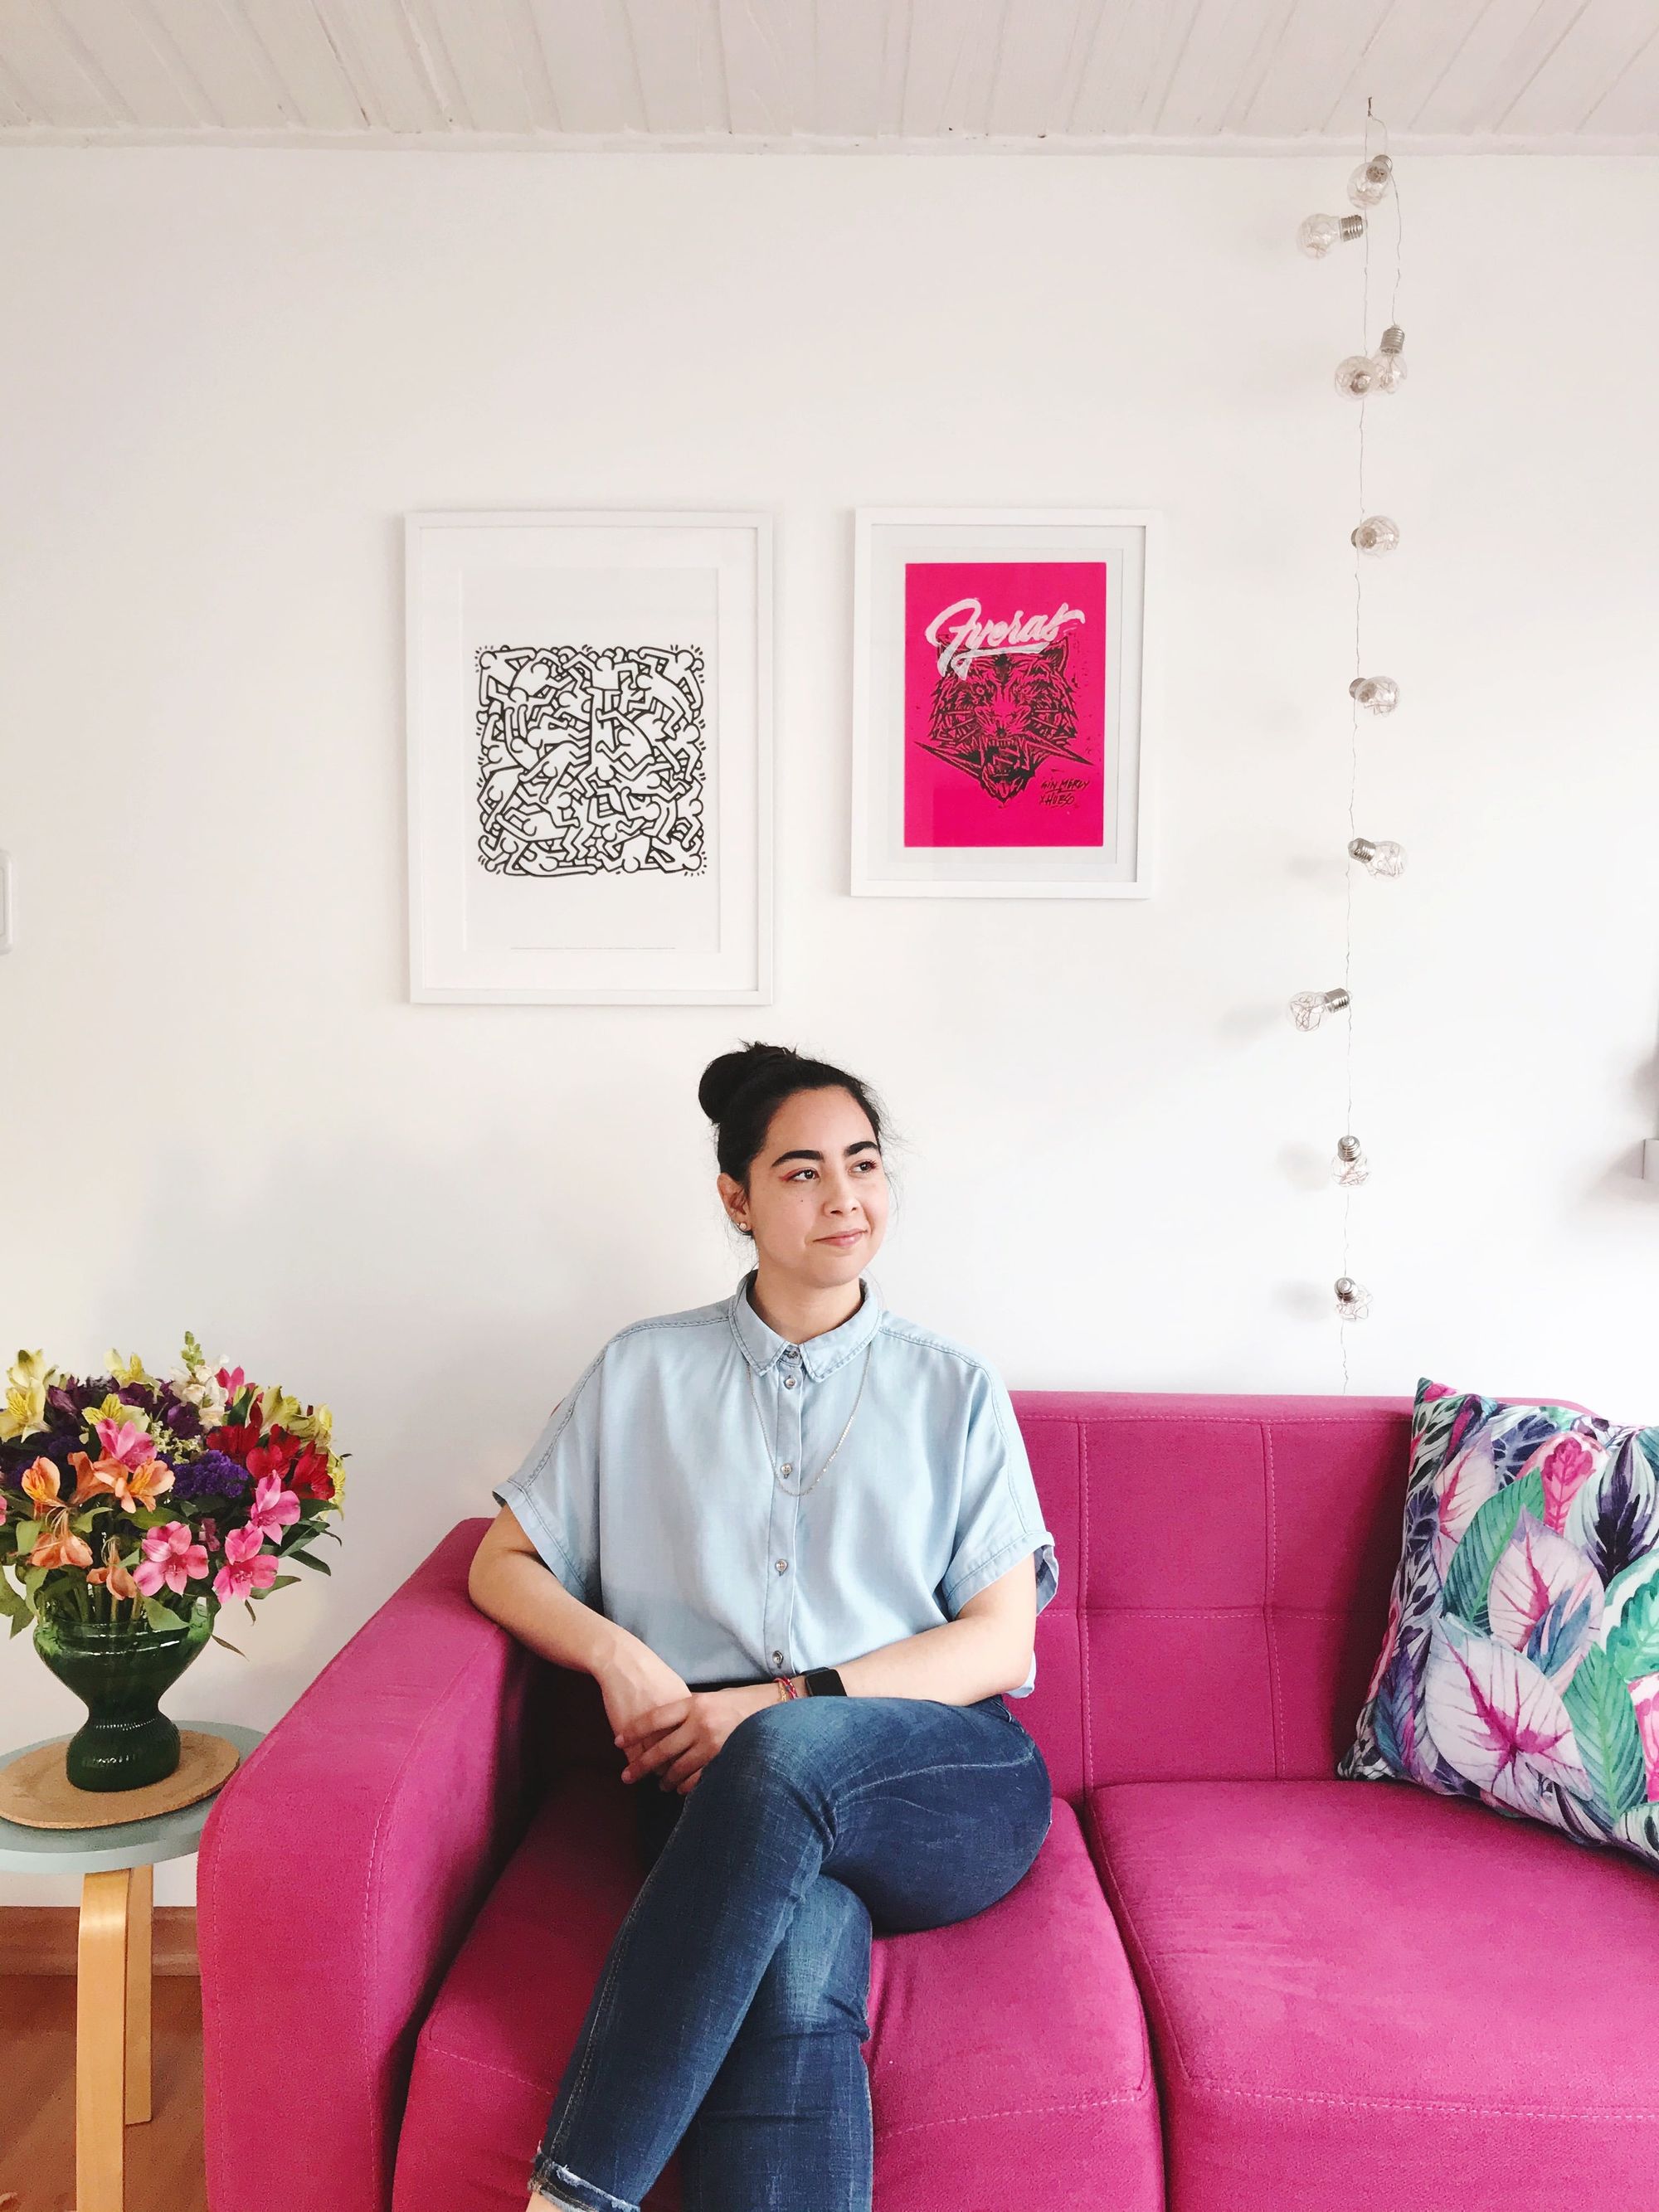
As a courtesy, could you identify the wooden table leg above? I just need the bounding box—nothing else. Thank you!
[78,1866,137,2212]
[126,1861,153,2125]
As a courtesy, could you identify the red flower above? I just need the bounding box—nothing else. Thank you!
[204,1403,265,1462]
[289,1444,333,1500]
[246,1428,297,1485]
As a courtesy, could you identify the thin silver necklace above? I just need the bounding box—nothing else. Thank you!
[745,1339,873,1498]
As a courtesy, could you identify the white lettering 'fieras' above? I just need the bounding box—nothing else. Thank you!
[922,597,1087,678]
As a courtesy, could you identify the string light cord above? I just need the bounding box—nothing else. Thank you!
[1291,100,1407,1374]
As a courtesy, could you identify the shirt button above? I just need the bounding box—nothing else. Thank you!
[780,1461,793,1475]
[771,1650,785,1666]
[785,1345,800,1359]
[776,1558,789,1573]
[784,1376,796,1388]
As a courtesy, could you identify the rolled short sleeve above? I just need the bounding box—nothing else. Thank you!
[941,1362,1060,1635]
[490,1348,604,1607]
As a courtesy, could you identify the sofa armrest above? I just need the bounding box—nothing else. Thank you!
[198,1516,552,2212]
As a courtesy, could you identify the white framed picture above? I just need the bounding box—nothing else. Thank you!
[406,509,772,1003]
[852,508,1160,898]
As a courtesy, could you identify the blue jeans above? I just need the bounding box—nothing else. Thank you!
[528,1685,1053,2212]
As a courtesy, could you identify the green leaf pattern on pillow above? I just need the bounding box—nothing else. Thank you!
[1340,1378,1659,1872]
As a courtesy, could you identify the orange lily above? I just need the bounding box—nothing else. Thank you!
[70,1451,129,1506]
[121,1455,175,1511]
[21,1456,63,1510]
[88,1535,142,1602]
[30,1507,94,1571]
[69,1447,175,1514]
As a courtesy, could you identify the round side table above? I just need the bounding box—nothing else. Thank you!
[0,1721,264,2212]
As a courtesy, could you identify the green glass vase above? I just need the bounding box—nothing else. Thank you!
[33,1602,214,1791]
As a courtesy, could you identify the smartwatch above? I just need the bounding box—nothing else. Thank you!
[803,1666,846,1697]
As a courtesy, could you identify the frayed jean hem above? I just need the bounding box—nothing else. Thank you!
[528,2155,640,2212]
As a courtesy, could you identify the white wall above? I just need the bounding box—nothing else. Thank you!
[3,148,1657,1906]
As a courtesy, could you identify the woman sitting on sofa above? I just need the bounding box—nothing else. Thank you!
[468,1038,1059,2212]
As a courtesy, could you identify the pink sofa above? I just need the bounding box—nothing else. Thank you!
[198,1392,1659,2212]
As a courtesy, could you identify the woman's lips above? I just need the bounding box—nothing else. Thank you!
[819,1231,864,1247]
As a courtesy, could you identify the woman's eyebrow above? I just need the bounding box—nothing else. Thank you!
[770,1140,881,1167]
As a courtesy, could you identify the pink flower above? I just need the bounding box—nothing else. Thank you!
[212,1521,278,1605]
[1632,1675,1659,1801]
[94,1416,160,1470]
[246,1471,300,1544]
[133,1521,211,1597]
[0,1494,7,1525]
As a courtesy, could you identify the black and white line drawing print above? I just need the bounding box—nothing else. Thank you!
[474,644,708,877]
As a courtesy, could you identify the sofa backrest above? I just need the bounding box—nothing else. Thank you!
[1012,1391,1414,1806]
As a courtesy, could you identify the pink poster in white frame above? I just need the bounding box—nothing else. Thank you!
[852,509,1159,899]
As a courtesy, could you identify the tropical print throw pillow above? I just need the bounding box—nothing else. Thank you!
[1340,1376,1659,1871]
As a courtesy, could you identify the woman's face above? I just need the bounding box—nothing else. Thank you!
[719,1086,888,1286]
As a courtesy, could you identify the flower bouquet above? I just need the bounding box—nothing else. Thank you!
[0,1331,346,1790]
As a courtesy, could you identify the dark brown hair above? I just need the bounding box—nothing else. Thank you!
[698,1042,895,1203]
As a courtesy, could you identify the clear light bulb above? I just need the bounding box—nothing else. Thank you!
[1298,211,1365,258]
[1350,675,1399,715]
[1335,353,1378,400]
[1351,515,1399,554]
[1332,1135,1370,1186]
[1289,988,1351,1032]
[1348,155,1394,209]
[1348,836,1407,878]
[1372,323,1407,391]
[1335,1276,1373,1320]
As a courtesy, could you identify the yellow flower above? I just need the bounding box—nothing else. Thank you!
[263,1386,304,1432]
[85,1392,152,1434]
[106,1352,149,1387]
[328,1451,347,1506]
[0,1349,53,1444]
[287,1402,334,1446]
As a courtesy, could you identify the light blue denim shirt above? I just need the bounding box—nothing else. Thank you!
[491,1266,1059,1695]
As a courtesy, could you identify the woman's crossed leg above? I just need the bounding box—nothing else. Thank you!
[527,1691,1053,2212]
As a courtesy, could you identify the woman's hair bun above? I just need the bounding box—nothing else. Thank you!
[698,1040,800,1125]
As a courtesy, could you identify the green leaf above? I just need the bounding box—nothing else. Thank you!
[13,1519,42,1549]
[285,1550,331,1575]
[211,1632,246,1657]
[1443,1470,1546,1632]
[1606,1578,1659,1682]
[1561,1643,1649,1820]
[244,1598,255,1621]
[141,1597,186,1631]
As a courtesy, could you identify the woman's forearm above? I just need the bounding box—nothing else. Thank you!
[836,1617,1028,1704]
[468,1548,634,1680]
[734,1616,1027,1719]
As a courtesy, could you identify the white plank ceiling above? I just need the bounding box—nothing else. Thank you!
[0,0,1655,150]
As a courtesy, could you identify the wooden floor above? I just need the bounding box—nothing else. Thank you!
[1,1973,207,2212]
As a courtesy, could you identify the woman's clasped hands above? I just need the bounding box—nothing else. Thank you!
[606,1662,773,1795]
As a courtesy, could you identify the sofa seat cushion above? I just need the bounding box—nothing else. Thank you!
[393,1767,1160,2212]
[1088,1777,1659,2212]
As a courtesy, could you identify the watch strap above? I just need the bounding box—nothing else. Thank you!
[803,1666,847,1697]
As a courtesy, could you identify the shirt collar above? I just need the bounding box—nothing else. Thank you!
[727,1266,885,1381]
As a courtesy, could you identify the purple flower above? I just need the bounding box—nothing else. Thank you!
[166,1449,252,1505]
[159,1396,203,1440]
